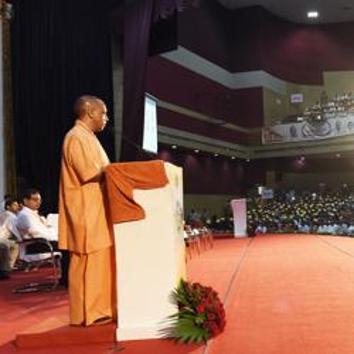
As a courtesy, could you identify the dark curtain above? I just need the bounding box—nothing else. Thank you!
[120,0,197,161]
[120,0,155,162]
[11,0,115,213]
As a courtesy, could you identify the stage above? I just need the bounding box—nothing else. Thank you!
[2,235,354,353]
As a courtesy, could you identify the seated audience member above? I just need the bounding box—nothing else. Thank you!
[255,224,267,234]
[348,224,354,236]
[0,197,21,279]
[16,189,57,241]
[15,189,69,287]
[1,194,12,211]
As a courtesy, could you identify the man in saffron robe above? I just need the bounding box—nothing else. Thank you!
[58,95,115,326]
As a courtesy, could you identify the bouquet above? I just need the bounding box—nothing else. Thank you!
[165,279,226,343]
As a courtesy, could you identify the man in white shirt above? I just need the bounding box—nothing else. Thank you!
[0,197,20,279]
[16,189,58,241]
[15,189,68,287]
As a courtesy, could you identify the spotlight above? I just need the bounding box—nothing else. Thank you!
[171,145,177,150]
[194,149,199,153]
[214,153,219,157]
[307,10,319,19]
[231,156,236,160]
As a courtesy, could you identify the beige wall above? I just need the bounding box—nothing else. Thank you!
[323,71,354,97]
[184,194,234,216]
[263,71,354,125]
[263,88,288,126]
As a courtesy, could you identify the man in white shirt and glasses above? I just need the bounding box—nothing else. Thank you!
[16,189,58,241]
[15,189,69,286]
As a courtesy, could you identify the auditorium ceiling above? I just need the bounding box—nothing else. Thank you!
[218,0,354,24]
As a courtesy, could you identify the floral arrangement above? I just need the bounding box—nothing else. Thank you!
[165,279,226,343]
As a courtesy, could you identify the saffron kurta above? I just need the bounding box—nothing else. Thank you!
[58,120,115,325]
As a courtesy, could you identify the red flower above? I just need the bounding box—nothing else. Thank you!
[174,280,226,341]
[197,304,206,313]
[207,313,216,320]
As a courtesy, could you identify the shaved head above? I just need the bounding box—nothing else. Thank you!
[74,95,104,118]
[73,95,109,133]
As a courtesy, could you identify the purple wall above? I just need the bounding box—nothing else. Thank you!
[178,0,234,70]
[178,4,354,85]
[158,107,247,144]
[146,56,264,130]
[258,9,354,84]
[158,147,247,194]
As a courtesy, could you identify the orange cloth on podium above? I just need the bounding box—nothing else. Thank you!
[105,160,168,223]
[59,120,115,326]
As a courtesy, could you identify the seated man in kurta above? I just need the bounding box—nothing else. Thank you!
[58,95,116,326]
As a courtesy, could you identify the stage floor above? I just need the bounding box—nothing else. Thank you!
[2,234,354,353]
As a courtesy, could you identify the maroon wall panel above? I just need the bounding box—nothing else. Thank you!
[258,10,354,84]
[177,0,234,70]
[177,4,354,85]
[158,148,246,194]
[146,57,264,129]
[158,107,247,144]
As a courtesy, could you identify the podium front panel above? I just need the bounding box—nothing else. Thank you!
[114,162,186,340]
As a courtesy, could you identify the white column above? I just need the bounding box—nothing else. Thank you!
[111,35,124,161]
[231,198,248,237]
[0,20,6,200]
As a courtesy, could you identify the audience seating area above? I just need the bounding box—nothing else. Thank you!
[186,186,354,237]
[247,187,354,236]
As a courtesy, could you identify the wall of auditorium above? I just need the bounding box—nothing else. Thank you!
[184,194,233,216]
[146,56,264,135]
[178,4,354,84]
[149,2,354,131]
[158,148,251,195]
[278,171,354,189]
[262,156,354,189]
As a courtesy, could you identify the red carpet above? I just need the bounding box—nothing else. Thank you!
[2,235,354,353]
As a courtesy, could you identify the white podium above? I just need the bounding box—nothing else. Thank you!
[231,198,248,237]
[107,162,186,341]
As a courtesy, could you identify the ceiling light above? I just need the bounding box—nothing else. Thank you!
[307,10,319,19]
[214,153,219,157]
[194,149,199,153]
[171,145,177,149]
[231,156,236,160]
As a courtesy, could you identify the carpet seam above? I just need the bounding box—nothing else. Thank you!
[315,235,354,259]
[202,237,255,354]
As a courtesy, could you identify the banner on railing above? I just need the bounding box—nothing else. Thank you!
[262,114,354,144]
